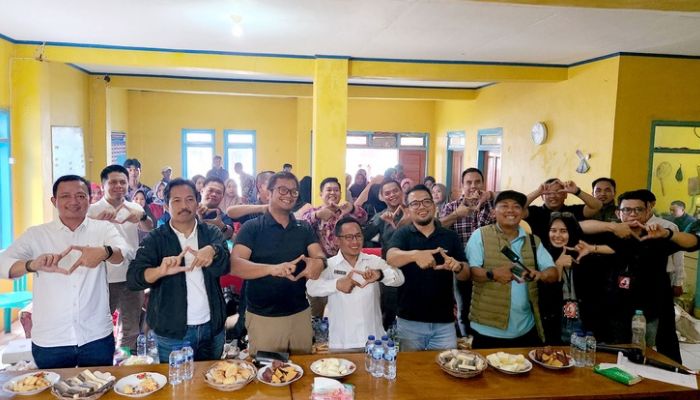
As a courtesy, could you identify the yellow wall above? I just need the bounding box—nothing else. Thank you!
[127,91,300,185]
[0,38,11,108]
[110,88,129,133]
[433,57,620,202]
[612,56,700,196]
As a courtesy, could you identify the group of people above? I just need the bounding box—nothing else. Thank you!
[0,159,696,371]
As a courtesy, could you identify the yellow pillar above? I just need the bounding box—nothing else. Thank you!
[11,58,52,234]
[295,97,312,177]
[311,58,348,206]
[89,77,109,181]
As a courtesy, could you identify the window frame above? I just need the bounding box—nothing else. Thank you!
[181,128,215,180]
[224,129,256,175]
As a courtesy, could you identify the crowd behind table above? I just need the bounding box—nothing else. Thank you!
[0,156,698,375]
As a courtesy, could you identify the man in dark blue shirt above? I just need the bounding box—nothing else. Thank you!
[231,172,326,355]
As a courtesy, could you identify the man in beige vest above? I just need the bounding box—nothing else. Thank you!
[466,190,559,349]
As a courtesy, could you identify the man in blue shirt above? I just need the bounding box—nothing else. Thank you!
[466,190,559,349]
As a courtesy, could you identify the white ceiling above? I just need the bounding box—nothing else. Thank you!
[2,0,699,87]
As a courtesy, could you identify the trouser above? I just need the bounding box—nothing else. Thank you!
[32,334,114,369]
[471,327,542,349]
[380,284,398,330]
[453,278,472,337]
[109,281,144,351]
[245,308,313,356]
[396,318,457,351]
[155,321,225,363]
[308,295,327,318]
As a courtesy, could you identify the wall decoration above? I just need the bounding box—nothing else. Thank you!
[51,126,85,181]
[575,149,590,174]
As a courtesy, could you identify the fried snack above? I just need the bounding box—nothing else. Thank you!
[10,372,51,392]
[261,361,301,384]
[121,373,160,395]
[207,361,254,385]
[534,346,570,367]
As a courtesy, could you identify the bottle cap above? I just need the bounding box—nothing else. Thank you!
[635,310,643,315]
[387,341,394,347]
[368,335,375,340]
[374,340,382,345]
[183,340,191,347]
[381,335,389,341]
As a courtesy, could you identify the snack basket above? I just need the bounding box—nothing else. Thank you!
[203,359,257,392]
[435,350,488,379]
[50,380,114,400]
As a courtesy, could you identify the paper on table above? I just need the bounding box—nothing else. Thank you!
[616,352,698,390]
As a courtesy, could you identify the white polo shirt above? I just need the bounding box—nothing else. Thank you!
[306,252,405,350]
[0,218,130,347]
[169,220,211,326]
[88,198,143,283]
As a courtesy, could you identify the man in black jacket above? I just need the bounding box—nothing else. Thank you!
[128,178,230,362]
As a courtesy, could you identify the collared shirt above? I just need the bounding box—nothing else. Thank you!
[87,198,143,283]
[594,202,619,222]
[169,220,211,325]
[306,252,404,349]
[387,221,467,323]
[234,212,319,317]
[302,205,368,257]
[362,208,403,256]
[439,196,496,246]
[672,213,696,232]
[0,218,129,347]
[648,216,684,286]
[466,225,555,339]
[127,183,151,202]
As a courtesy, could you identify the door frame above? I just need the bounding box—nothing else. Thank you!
[476,128,502,171]
[445,131,465,197]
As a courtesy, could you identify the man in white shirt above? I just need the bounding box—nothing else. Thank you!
[0,175,131,368]
[87,165,145,352]
[307,216,404,351]
[127,178,230,362]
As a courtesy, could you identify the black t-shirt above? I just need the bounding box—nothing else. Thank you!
[525,204,586,247]
[604,233,694,321]
[387,222,467,323]
[234,212,319,317]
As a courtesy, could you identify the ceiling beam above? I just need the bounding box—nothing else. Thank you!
[473,0,700,12]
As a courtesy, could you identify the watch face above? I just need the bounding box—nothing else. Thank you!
[531,122,547,145]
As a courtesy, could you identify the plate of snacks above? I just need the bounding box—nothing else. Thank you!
[3,371,60,395]
[486,352,532,374]
[257,360,304,386]
[114,373,166,397]
[528,347,573,370]
[204,360,257,391]
[119,356,155,367]
[51,370,116,400]
[310,358,356,378]
[436,349,487,378]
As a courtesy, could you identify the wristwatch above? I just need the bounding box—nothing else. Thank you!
[486,270,494,281]
[103,245,114,261]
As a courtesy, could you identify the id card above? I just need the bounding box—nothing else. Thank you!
[617,276,631,290]
[563,300,579,319]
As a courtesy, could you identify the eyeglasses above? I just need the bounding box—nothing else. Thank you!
[274,186,299,197]
[550,211,574,219]
[408,199,435,209]
[619,207,646,215]
[338,233,364,241]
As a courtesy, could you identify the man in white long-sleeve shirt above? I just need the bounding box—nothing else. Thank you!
[0,175,131,368]
[307,216,404,351]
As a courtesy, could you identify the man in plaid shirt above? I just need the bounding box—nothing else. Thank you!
[439,168,496,337]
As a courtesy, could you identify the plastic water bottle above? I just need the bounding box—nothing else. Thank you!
[168,348,184,385]
[585,332,596,367]
[364,335,376,372]
[570,331,579,366]
[371,340,385,378]
[320,317,329,344]
[146,331,159,361]
[181,341,194,381]
[631,310,646,355]
[384,341,397,380]
[136,332,147,357]
[575,331,586,367]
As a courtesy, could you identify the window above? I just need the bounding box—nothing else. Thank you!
[345,131,428,178]
[182,129,215,180]
[399,136,425,147]
[224,130,256,189]
[448,132,465,150]
[0,109,11,249]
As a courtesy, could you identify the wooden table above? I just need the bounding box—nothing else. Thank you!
[0,348,697,399]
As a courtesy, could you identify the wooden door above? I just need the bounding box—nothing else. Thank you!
[398,149,426,185]
[482,151,501,192]
[449,150,464,201]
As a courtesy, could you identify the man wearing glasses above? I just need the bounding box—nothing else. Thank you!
[466,191,559,349]
[386,185,470,351]
[307,216,404,351]
[580,190,699,363]
[231,172,326,355]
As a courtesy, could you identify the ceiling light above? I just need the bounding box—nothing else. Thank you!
[231,15,243,38]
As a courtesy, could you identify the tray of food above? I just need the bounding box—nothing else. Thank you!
[51,370,116,400]
[119,356,156,367]
[486,352,532,374]
[436,349,487,378]
[113,372,166,397]
[257,360,303,386]
[204,360,257,391]
[3,371,60,395]
[310,358,356,378]
[528,347,573,369]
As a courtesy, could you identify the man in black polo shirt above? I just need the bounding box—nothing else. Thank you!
[386,185,470,351]
[231,171,326,355]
